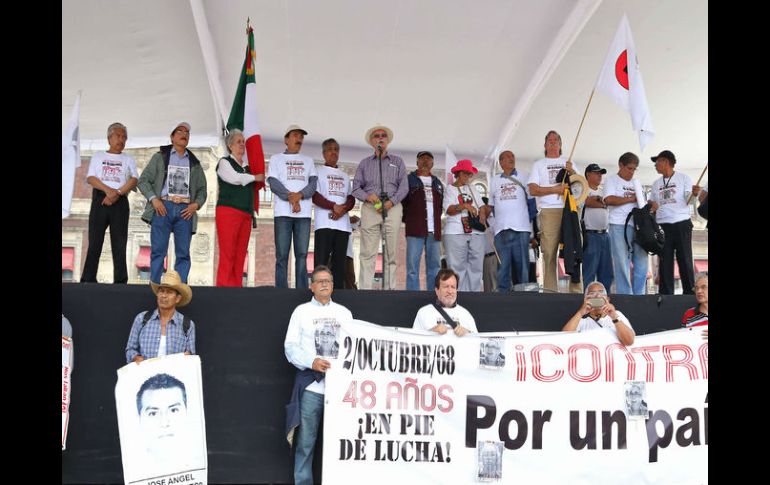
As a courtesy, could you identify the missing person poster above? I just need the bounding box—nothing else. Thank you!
[115,353,208,485]
[323,320,707,484]
[62,336,73,450]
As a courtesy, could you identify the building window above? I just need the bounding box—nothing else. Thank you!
[136,246,151,281]
[62,247,75,282]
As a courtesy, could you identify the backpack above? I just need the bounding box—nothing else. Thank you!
[140,310,191,335]
[624,204,665,255]
[697,192,708,220]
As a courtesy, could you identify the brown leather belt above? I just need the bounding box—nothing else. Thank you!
[161,195,191,204]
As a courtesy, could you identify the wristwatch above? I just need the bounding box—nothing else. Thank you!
[611,318,619,323]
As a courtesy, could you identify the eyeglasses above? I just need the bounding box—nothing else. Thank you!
[371,133,388,139]
[586,291,606,297]
[174,128,190,134]
[313,278,332,285]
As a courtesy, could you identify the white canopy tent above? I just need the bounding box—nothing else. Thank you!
[62,0,707,184]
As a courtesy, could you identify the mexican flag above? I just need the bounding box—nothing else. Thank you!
[227,24,266,213]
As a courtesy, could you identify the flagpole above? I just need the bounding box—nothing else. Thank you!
[565,87,596,167]
[686,163,708,205]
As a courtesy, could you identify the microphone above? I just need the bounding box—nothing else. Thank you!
[376,142,383,152]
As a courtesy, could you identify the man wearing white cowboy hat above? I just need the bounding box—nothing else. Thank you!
[125,270,196,363]
[351,124,408,289]
[137,121,208,285]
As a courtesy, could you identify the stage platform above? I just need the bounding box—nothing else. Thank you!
[62,283,692,484]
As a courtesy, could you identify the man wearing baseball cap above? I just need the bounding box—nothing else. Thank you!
[402,150,444,291]
[138,122,208,284]
[266,124,318,288]
[351,125,408,289]
[581,163,613,291]
[649,150,701,294]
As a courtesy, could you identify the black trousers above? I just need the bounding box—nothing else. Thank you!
[80,190,130,283]
[659,219,694,295]
[314,228,350,289]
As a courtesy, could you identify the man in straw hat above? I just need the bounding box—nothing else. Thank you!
[125,270,196,363]
[351,124,408,289]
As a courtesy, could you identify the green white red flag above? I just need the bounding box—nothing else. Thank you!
[227,23,266,213]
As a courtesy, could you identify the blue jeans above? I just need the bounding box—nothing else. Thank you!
[406,235,441,291]
[494,229,530,292]
[294,390,324,485]
[274,217,311,288]
[582,231,614,291]
[609,223,648,295]
[150,200,193,284]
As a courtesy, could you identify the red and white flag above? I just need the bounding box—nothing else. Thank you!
[596,14,654,151]
[227,23,266,212]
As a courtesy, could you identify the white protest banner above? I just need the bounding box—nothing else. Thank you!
[323,321,707,484]
[115,354,208,485]
[62,336,73,450]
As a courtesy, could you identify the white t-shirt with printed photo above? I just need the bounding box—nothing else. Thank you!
[314,165,352,232]
[490,171,531,234]
[443,183,484,235]
[86,151,139,190]
[268,153,318,218]
[602,173,645,225]
[527,156,580,209]
[650,171,693,224]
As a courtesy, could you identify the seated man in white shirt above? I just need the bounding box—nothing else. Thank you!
[562,281,635,345]
[412,268,477,337]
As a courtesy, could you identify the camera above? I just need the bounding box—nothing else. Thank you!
[587,298,605,308]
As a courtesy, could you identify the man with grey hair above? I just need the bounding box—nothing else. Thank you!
[284,265,353,484]
[138,121,208,284]
[562,282,635,345]
[81,122,139,283]
[352,125,408,289]
[215,129,265,286]
[528,130,582,293]
[312,138,355,289]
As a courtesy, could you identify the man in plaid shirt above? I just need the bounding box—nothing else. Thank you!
[125,271,196,363]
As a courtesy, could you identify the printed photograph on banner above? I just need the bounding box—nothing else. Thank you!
[477,441,503,481]
[624,380,648,419]
[479,338,505,369]
[115,354,207,485]
[315,318,340,359]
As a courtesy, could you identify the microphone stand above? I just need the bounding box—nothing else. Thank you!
[377,145,389,290]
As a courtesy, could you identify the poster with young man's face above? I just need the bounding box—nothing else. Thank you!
[115,353,208,485]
